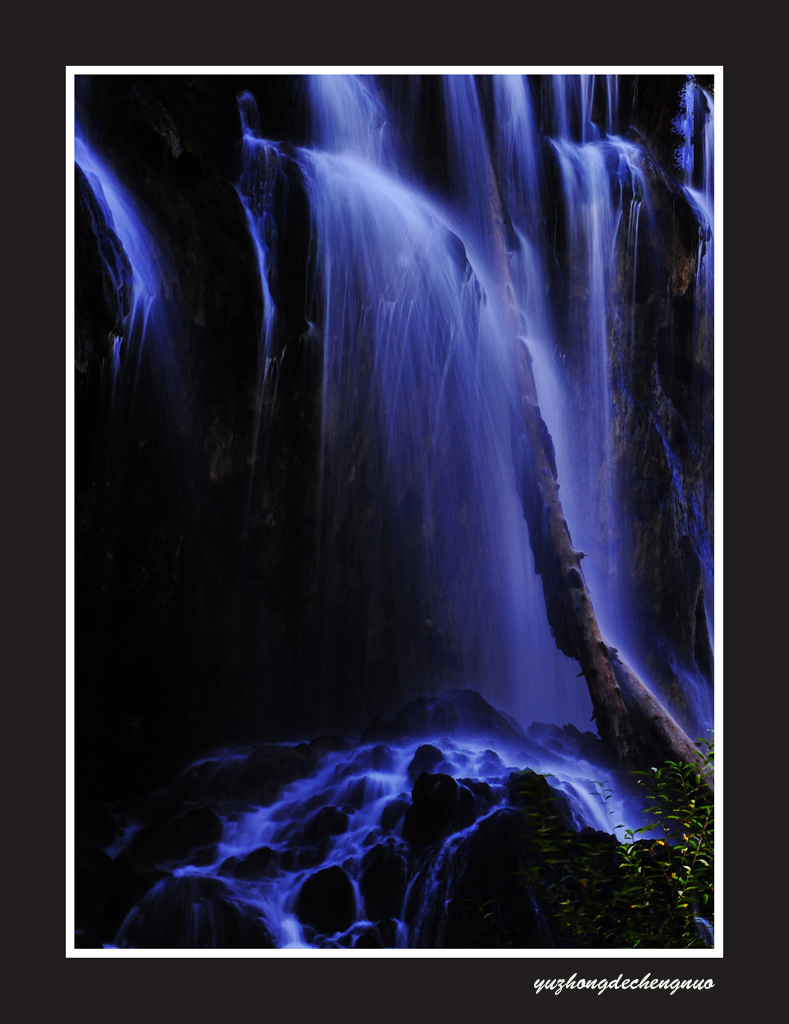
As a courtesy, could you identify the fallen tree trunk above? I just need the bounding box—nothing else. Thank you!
[482,158,710,784]
[511,342,708,779]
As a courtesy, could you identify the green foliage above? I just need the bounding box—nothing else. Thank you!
[465,897,515,948]
[519,736,714,948]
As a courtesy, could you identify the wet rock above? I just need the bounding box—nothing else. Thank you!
[99,869,172,943]
[232,846,278,881]
[301,805,350,844]
[219,856,240,876]
[74,163,133,372]
[376,918,400,948]
[133,806,223,864]
[114,876,276,948]
[458,778,496,810]
[361,690,526,748]
[166,743,325,810]
[380,797,409,832]
[407,744,445,780]
[562,722,608,765]
[344,777,374,810]
[232,743,323,805]
[439,690,526,747]
[334,744,394,778]
[309,735,350,753]
[295,865,357,936]
[293,837,332,871]
[188,844,219,867]
[406,807,549,948]
[361,697,455,742]
[506,770,574,833]
[477,749,505,774]
[402,773,476,849]
[394,696,457,738]
[360,841,409,922]
[75,849,120,937]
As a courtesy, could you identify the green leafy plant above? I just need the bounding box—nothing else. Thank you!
[615,736,714,947]
[517,736,714,948]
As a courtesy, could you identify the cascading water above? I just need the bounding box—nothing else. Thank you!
[235,82,593,731]
[74,134,190,437]
[304,148,590,727]
[74,125,198,634]
[75,73,715,950]
[102,696,645,949]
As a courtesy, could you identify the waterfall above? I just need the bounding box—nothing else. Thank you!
[75,73,715,950]
[74,135,189,427]
[299,76,593,729]
[680,78,716,690]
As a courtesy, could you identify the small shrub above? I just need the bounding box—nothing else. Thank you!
[518,736,714,948]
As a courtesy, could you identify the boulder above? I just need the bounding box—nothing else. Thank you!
[402,773,476,850]
[334,744,394,778]
[361,690,526,748]
[405,807,551,948]
[301,806,350,845]
[295,865,357,936]
[439,690,526,746]
[380,796,409,833]
[232,846,278,881]
[132,806,223,864]
[407,744,445,780]
[74,163,132,372]
[99,869,172,944]
[360,841,409,922]
[113,876,276,948]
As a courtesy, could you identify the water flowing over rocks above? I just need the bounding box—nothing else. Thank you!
[74,689,658,949]
[75,165,132,371]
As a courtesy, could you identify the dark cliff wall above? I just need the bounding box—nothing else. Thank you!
[76,75,320,797]
[74,74,713,798]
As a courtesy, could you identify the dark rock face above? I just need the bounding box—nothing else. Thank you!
[532,102,713,731]
[130,806,223,864]
[406,808,551,948]
[301,805,350,844]
[506,768,574,834]
[232,846,278,881]
[295,865,357,936]
[380,796,410,832]
[72,688,647,949]
[605,140,713,726]
[439,689,526,746]
[402,772,477,850]
[75,164,132,372]
[360,840,410,922]
[151,743,327,816]
[98,866,172,944]
[114,876,276,948]
[527,721,608,767]
[362,689,526,748]
[75,75,322,802]
[334,744,395,778]
[407,744,446,779]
